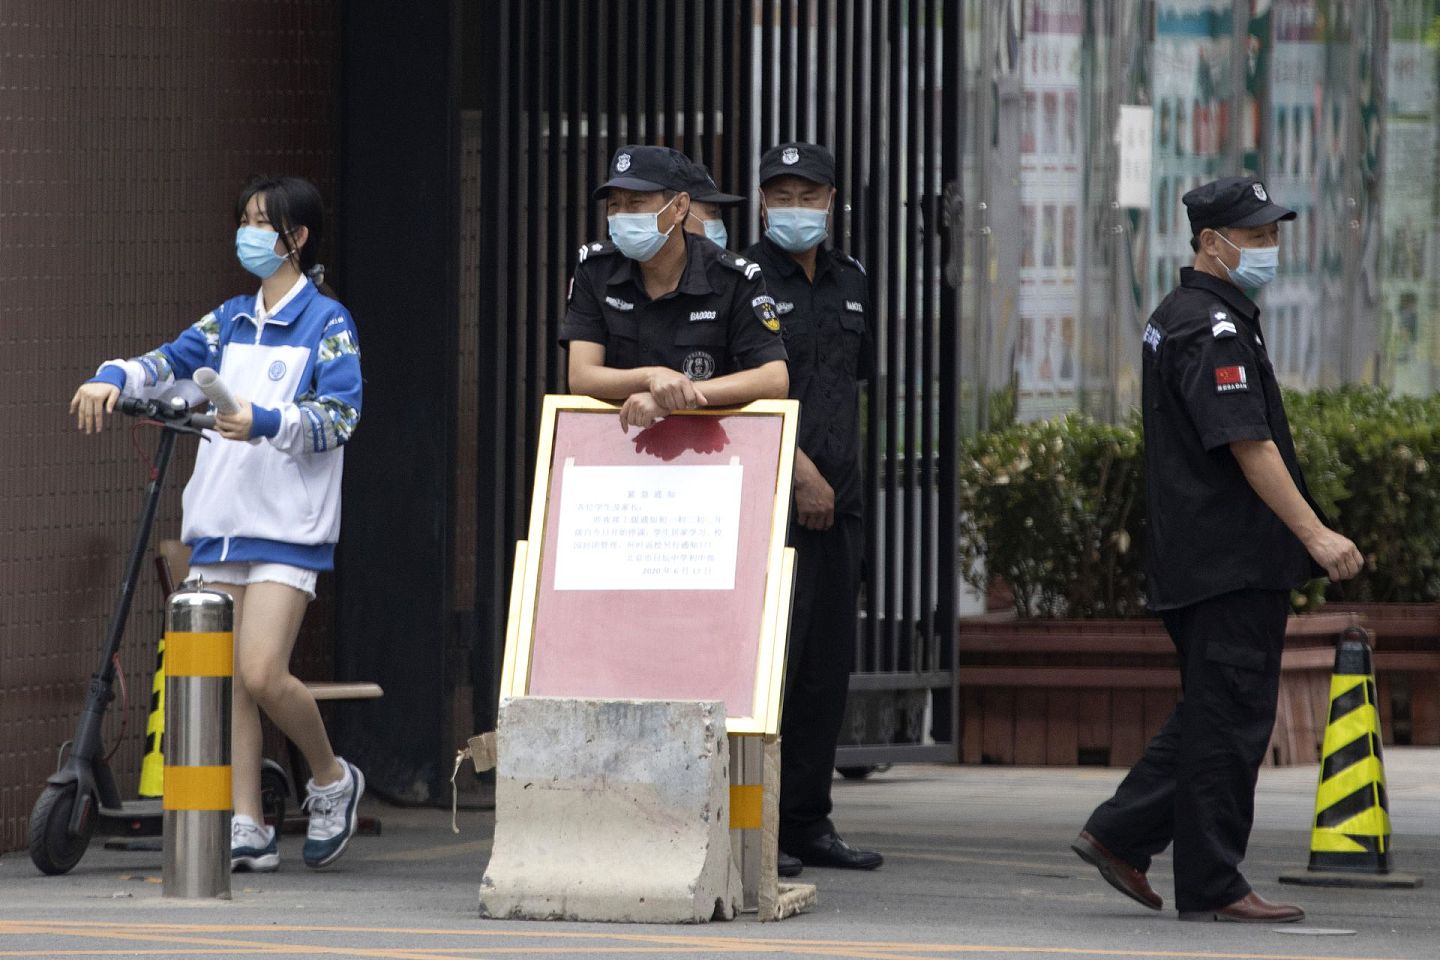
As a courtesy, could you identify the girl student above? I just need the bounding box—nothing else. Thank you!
[70,175,364,872]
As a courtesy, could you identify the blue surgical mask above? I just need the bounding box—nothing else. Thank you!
[608,195,678,262]
[1216,232,1279,289]
[765,205,830,253]
[691,214,729,250]
[236,226,289,279]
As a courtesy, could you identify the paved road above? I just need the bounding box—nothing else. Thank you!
[1,750,1435,959]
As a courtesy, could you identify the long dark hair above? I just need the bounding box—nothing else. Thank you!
[236,175,332,292]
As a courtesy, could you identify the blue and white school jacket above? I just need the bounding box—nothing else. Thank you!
[91,276,361,571]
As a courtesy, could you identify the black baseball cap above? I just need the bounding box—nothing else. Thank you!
[759,142,836,188]
[1183,177,1296,232]
[683,161,743,205]
[593,145,693,199]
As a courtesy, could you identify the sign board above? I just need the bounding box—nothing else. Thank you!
[500,396,799,735]
[1117,104,1154,209]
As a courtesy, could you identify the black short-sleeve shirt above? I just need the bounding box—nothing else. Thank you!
[1142,267,1323,610]
[560,232,788,380]
[743,236,873,519]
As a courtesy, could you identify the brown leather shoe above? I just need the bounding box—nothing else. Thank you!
[1179,891,1305,923]
[1071,831,1162,911]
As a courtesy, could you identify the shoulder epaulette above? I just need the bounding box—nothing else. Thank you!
[576,240,616,264]
[719,251,763,281]
[837,251,867,276]
[1208,304,1239,339]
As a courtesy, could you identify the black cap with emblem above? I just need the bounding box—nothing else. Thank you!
[593,145,694,199]
[759,142,836,188]
[683,161,743,205]
[1183,177,1297,232]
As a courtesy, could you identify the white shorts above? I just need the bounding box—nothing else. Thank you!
[187,562,318,601]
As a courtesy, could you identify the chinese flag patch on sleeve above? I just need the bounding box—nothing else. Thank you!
[1215,364,1248,393]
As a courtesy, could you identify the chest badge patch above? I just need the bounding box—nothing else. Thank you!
[1211,310,1237,339]
[682,350,716,381]
[605,296,634,312]
[689,310,717,322]
[752,295,781,332]
[1215,364,1249,393]
[845,300,864,313]
[268,360,287,381]
[776,301,795,315]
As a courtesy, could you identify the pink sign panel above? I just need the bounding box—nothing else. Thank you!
[527,411,784,718]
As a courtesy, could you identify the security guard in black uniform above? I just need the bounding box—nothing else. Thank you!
[680,160,742,249]
[562,145,789,427]
[744,142,881,875]
[1072,177,1362,923]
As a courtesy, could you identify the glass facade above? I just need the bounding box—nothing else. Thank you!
[961,0,1440,428]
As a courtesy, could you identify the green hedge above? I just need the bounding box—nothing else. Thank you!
[958,387,1440,618]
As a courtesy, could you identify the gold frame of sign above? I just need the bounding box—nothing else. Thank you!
[498,394,812,919]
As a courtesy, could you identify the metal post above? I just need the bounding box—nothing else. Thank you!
[162,585,233,899]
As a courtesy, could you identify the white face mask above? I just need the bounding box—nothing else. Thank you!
[608,195,678,262]
[1215,232,1279,289]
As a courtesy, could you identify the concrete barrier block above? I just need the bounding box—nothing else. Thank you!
[479,697,741,923]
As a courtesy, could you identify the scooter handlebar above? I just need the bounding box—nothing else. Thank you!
[118,397,215,430]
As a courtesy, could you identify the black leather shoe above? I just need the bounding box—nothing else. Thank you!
[785,831,883,870]
[1179,891,1304,924]
[777,850,803,878]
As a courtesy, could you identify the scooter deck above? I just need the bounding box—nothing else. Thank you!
[97,798,164,837]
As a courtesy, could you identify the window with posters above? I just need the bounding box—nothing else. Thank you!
[964,0,1434,429]
[1014,0,1083,420]
[1380,1,1440,395]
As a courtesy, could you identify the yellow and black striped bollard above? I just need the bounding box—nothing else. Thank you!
[162,585,233,899]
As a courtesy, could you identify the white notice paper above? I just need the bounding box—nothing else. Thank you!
[1116,105,1153,210]
[553,457,744,591]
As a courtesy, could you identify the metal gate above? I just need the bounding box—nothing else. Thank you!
[466,0,966,763]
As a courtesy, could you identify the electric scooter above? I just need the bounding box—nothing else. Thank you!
[27,395,290,875]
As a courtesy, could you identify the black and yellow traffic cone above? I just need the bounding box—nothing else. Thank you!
[1280,626,1421,889]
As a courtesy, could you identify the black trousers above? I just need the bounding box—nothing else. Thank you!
[1082,588,1288,913]
[779,514,862,848]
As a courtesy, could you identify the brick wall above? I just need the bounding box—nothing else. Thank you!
[0,0,340,855]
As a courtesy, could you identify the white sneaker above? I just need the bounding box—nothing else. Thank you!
[230,815,279,872]
[301,758,365,868]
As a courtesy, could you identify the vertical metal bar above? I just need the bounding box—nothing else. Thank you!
[940,0,966,757]
[815,0,832,149]
[909,0,929,674]
[702,0,719,172]
[661,0,676,144]
[547,0,565,392]
[724,0,740,201]
[476,0,514,730]
[569,0,585,258]
[631,0,643,142]
[737,0,757,241]
[899,0,919,672]
[761,0,776,148]
[779,0,794,141]
[590,0,606,214]
[505,1,526,549]
[523,1,542,467]
[878,0,900,674]
[853,0,877,660]
[682,0,697,159]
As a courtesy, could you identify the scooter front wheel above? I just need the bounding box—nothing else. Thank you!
[27,783,95,875]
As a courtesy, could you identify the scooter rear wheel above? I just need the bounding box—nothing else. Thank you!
[27,783,94,875]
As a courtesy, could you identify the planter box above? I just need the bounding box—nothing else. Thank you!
[1327,603,1440,746]
[955,612,1357,768]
